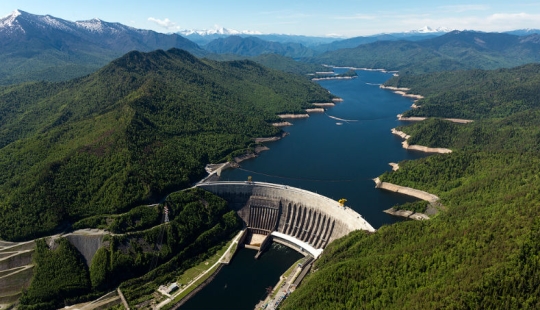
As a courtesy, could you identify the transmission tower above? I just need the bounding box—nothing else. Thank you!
[149,204,170,272]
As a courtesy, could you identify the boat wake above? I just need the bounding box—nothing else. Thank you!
[326,113,359,123]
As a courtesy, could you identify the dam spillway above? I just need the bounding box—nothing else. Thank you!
[195,181,375,256]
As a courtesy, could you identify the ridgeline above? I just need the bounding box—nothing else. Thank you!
[0,48,334,242]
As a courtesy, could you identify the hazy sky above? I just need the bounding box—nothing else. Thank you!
[2,0,540,37]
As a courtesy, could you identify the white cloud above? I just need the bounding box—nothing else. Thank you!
[147,17,180,30]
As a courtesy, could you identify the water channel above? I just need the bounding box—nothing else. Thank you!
[180,69,426,309]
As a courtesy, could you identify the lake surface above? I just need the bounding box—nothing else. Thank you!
[180,69,426,309]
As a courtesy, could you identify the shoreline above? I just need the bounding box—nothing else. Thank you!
[277,113,309,119]
[397,114,474,124]
[311,76,357,81]
[272,122,292,127]
[322,65,398,74]
[391,128,452,154]
[304,108,325,113]
[373,177,437,221]
[379,85,424,101]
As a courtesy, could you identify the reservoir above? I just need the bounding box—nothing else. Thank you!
[180,69,425,309]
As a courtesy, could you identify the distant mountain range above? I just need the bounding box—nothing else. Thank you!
[0,10,206,84]
[204,35,316,58]
[309,30,540,74]
[178,26,453,47]
[2,9,540,85]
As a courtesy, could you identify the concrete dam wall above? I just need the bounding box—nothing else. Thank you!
[196,182,374,252]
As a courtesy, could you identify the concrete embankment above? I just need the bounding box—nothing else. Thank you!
[391,128,452,154]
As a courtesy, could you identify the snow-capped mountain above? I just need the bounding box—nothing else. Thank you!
[0,10,205,85]
[407,26,453,34]
[505,28,540,36]
[179,26,261,36]
[0,9,203,51]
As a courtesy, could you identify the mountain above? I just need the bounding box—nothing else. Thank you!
[179,27,338,46]
[0,10,205,85]
[178,26,261,45]
[312,26,451,53]
[405,25,452,34]
[505,28,540,36]
[206,53,331,75]
[0,48,333,241]
[309,30,540,74]
[203,35,316,58]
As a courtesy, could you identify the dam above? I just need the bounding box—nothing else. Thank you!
[195,181,375,258]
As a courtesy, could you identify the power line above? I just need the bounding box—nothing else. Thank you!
[237,167,359,183]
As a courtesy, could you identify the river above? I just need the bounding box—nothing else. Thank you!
[179,69,425,309]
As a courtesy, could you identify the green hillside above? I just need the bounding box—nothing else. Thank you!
[282,65,540,309]
[0,48,333,241]
[205,53,331,75]
[308,31,540,74]
[385,63,540,119]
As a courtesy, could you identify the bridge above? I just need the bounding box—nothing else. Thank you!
[195,181,375,258]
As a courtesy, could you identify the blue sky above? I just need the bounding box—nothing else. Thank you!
[2,0,540,37]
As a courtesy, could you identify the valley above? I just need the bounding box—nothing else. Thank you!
[1,6,540,310]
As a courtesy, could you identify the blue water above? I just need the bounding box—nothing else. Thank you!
[221,69,425,228]
[180,70,425,309]
[180,244,301,310]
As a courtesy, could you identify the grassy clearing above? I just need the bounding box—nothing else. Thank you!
[162,264,220,310]
[176,236,234,286]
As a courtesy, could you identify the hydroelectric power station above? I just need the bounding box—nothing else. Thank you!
[195,181,375,259]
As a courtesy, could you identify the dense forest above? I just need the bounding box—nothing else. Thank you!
[308,31,540,75]
[18,188,241,309]
[282,64,540,309]
[385,63,540,119]
[0,48,334,241]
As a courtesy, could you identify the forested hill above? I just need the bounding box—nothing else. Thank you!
[385,63,540,119]
[281,64,540,309]
[308,31,540,74]
[0,48,333,241]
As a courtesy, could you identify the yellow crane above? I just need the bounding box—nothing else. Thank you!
[338,198,347,207]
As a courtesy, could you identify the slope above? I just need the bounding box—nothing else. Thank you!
[203,35,315,58]
[0,10,205,85]
[0,48,334,241]
[309,31,540,74]
[282,64,540,309]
